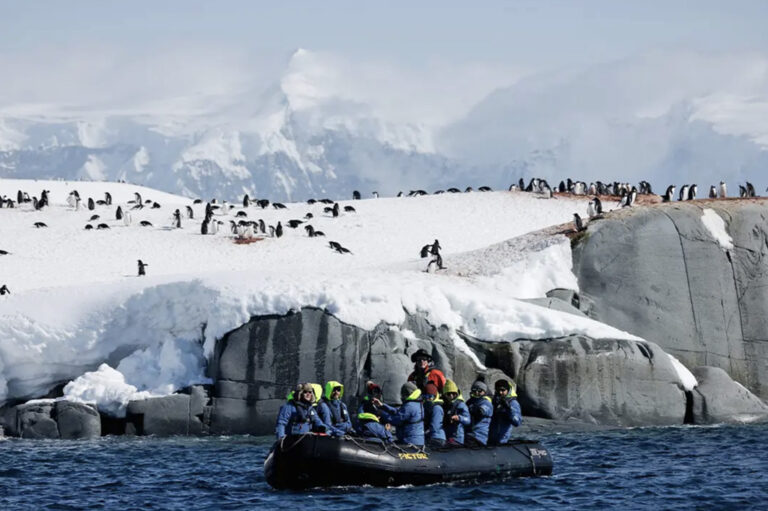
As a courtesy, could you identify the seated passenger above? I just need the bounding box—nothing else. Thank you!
[441,379,471,446]
[358,381,387,420]
[465,378,493,447]
[317,380,354,435]
[356,412,393,443]
[407,349,446,393]
[275,382,330,440]
[423,383,446,447]
[489,379,523,445]
[383,382,425,446]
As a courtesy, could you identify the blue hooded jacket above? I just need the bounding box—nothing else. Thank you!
[489,395,523,445]
[355,413,393,443]
[442,398,471,445]
[317,381,354,434]
[424,398,446,443]
[384,388,425,446]
[274,400,329,440]
[466,395,494,445]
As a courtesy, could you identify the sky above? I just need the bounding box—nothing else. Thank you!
[2,1,768,68]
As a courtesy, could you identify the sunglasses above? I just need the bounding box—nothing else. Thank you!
[302,390,314,395]
[332,386,342,393]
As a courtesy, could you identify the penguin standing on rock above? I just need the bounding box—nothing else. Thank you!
[709,186,717,198]
[688,184,697,201]
[662,185,675,203]
[719,182,727,198]
[573,213,586,233]
[137,260,148,276]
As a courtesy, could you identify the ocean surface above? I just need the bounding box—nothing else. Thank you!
[1,423,766,510]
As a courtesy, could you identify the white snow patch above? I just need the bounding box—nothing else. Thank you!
[63,364,154,417]
[668,354,698,391]
[701,208,733,250]
[82,155,107,181]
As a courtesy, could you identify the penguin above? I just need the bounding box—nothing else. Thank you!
[210,219,220,235]
[123,211,132,226]
[587,200,596,219]
[287,219,303,228]
[96,223,110,230]
[116,206,123,220]
[186,205,194,219]
[236,211,248,217]
[259,219,266,234]
[105,192,112,205]
[305,224,315,237]
[275,221,283,238]
[89,214,100,221]
[558,181,567,193]
[173,209,181,228]
[662,185,675,203]
[193,199,203,204]
[573,213,585,233]
[678,185,689,201]
[84,224,93,230]
[518,178,525,190]
[0,284,9,295]
[139,220,153,227]
[344,206,356,213]
[137,260,148,276]
[0,249,8,255]
[719,181,727,198]
[33,197,40,210]
[152,202,161,209]
[709,186,717,198]
[628,187,637,207]
[478,186,492,192]
[273,202,287,209]
[594,197,603,215]
[34,222,48,228]
[739,185,748,198]
[508,184,518,192]
[447,188,461,193]
[353,190,361,200]
[40,190,49,207]
[332,203,340,218]
[229,220,238,234]
[372,191,379,198]
[688,184,697,201]
[304,212,314,219]
[243,194,250,207]
[746,182,756,197]
[420,244,431,258]
[329,241,342,251]
[307,199,317,205]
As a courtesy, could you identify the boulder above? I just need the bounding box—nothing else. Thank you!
[126,394,191,436]
[690,366,768,424]
[572,202,768,398]
[16,402,59,439]
[513,336,686,426]
[54,401,101,439]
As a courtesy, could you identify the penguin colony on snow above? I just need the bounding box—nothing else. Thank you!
[0,178,764,289]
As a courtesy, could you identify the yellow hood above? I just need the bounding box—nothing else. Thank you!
[323,381,344,400]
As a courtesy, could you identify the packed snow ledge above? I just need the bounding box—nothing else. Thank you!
[0,178,645,414]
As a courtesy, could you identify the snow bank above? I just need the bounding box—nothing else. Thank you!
[701,208,733,250]
[0,179,639,414]
[668,354,698,391]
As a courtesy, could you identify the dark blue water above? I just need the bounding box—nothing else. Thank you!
[1,424,767,510]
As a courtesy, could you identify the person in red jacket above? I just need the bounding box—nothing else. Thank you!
[407,349,446,393]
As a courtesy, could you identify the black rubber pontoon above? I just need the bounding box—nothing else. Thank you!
[264,434,553,489]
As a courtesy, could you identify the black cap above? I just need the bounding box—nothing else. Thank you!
[410,349,432,363]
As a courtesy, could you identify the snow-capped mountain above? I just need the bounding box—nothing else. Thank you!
[2,50,768,201]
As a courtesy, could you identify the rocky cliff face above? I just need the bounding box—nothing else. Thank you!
[572,199,768,399]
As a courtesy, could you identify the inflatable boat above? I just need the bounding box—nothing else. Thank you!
[264,434,553,489]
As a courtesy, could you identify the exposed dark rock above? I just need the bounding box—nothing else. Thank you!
[55,401,101,439]
[690,366,768,424]
[126,386,212,436]
[17,402,59,439]
[572,201,768,398]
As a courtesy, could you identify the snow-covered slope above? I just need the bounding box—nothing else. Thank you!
[0,178,638,413]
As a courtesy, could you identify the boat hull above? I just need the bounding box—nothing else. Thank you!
[264,434,553,489]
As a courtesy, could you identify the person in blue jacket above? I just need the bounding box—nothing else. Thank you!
[489,378,523,445]
[381,382,425,446]
[465,378,494,446]
[317,380,354,435]
[275,382,333,440]
[422,382,446,447]
[356,412,394,443]
[441,379,471,446]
